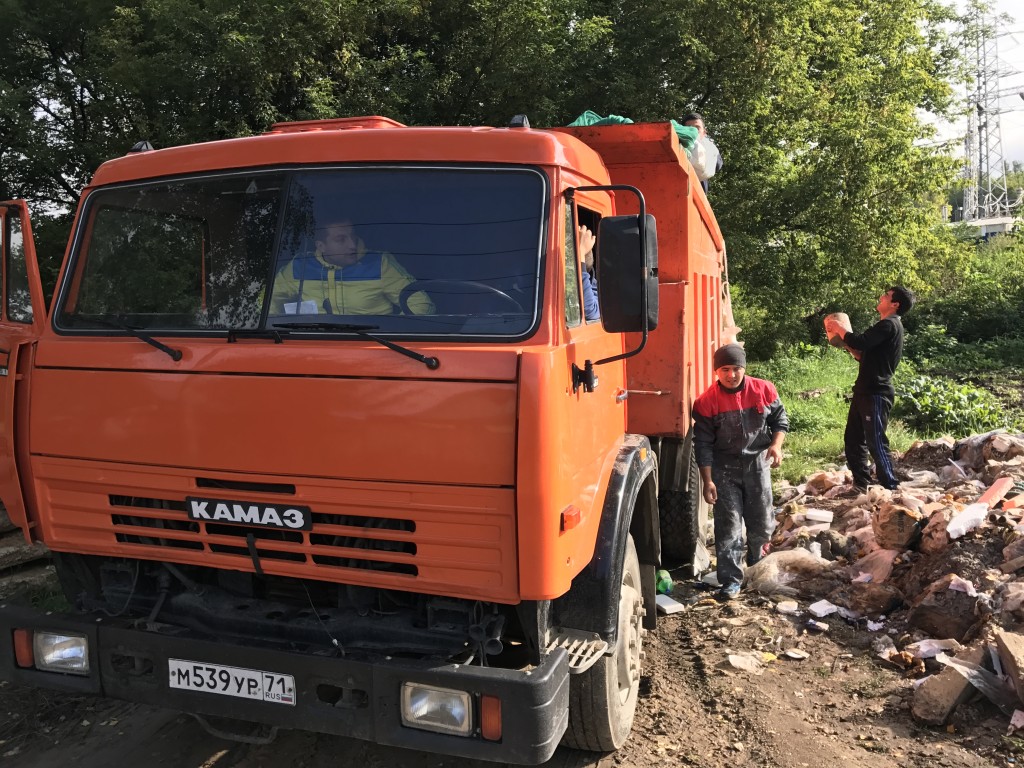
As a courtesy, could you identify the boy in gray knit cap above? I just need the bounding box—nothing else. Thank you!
[692,343,789,600]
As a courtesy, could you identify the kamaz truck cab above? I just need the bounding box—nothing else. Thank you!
[0,115,731,764]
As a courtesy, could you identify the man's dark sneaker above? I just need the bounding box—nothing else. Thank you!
[717,583,741,601]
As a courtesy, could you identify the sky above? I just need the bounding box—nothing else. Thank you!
[989,0,1024,166]
[928,1,1024,170]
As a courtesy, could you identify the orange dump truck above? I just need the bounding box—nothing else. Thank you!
[0,115,731,763]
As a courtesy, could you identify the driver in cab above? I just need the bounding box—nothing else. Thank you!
[269,218,434,316]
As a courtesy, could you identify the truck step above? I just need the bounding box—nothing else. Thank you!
[546,629,608,674]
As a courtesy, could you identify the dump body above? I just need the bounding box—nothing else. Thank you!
[0,117,732,763]
[554,123,729,438]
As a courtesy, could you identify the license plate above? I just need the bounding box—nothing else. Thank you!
[168,659,296,705]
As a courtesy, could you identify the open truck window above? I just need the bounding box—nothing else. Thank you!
[4,210,34,324]
[55,167,545,338]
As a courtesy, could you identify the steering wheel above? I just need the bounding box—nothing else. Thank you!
[399,279,525,315]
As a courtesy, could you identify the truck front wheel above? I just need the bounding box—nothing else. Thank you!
[563,535,643,751]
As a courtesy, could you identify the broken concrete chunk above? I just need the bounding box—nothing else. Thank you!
[727,652,765,674]
[911,642,989,724]
[995,631,1024,706]
[1004,537,1024,563]
[828,582,903,618]
[999,582,1024,612]
[907,575,981,642]
[920,509,953,555]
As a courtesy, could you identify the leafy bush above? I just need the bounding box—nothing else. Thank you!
[910,233,1024,343]
[903,323,958,365]
[893,374,1006,436]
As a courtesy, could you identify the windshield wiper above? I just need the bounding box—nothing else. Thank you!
[69,315,183,361]
[272,322,440,370]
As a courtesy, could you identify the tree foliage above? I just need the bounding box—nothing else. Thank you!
[1,0,978,340]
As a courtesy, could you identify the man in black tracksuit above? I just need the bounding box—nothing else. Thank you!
[828,286,915,491]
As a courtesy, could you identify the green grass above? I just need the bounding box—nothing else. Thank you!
[749,345,915,484]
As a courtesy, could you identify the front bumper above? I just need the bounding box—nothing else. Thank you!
[0,606,568,764]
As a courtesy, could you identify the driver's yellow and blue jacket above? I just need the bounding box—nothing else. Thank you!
[269,245,434,316]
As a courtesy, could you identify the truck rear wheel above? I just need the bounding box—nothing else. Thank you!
[563,535,643,752]
[658,438,709,571]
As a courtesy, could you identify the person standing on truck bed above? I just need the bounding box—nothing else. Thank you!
[578,224,600,321]
[269,218,435,316]
[681,112,723,193]
[693,344,789,601]
[826,286,914,492]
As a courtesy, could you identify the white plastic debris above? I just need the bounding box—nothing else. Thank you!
[655,594,685,615]
[867,620,886,631]
[947,575,978,597]
[901,470,941,489]
[804,508,834,524]
[946,503,988,539]
[702,572,721,587]
[904,638,965,659]
[807,619,830,632]
[872,634,897,661]
[727,652,765,674]
[776,600,800,615]
[784,649,810,660]
[808,599,839,617]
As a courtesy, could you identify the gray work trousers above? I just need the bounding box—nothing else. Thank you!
[712,454,774,589]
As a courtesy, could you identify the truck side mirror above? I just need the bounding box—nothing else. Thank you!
[595,214,659,333]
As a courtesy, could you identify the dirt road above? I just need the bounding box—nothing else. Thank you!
[2,574,1013,768]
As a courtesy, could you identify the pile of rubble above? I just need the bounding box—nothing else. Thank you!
[750,428,1024,727]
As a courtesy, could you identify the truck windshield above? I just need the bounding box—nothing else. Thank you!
[56,167,545,337]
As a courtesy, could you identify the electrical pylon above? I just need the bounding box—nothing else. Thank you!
[963,5,1013,221]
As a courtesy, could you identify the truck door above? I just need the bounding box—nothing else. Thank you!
[0,201,46,533]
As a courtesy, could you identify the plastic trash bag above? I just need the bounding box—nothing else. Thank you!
[743,549,830,596]
[691,136,720,181]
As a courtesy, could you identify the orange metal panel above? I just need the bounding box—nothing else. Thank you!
[33,337,521,381]
[514,344,627,600]
[622,282,687,436]
[88,127,608,190]
[30,368,516,486]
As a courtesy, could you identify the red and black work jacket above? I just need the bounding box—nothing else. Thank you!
[692,376,789,468]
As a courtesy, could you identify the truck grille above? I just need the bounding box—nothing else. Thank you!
[36,457,518,602]
[110,495,418,573]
